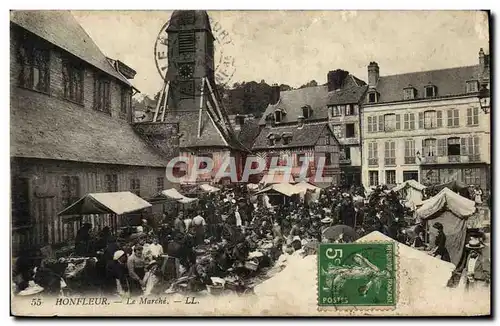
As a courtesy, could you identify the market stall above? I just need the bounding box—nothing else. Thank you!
[393,179,427,209]
[415,187,477,266]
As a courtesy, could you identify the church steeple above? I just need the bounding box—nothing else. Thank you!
[162,10,215,112]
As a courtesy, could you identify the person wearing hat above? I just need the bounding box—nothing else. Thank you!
[127,245,147,295]
[105,250,130,296]
[174,213,185,234]
[430,222,451,262]
[75,223,93,256]
[463,238,490,290]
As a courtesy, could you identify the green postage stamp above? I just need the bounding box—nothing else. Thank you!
[317,243,397,310]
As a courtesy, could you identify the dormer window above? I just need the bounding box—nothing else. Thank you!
[403,86,416,100]
[368,91,379,103]
[297,116,305,128]
[282,133,292,145]
[235,115,245,126]
[274,108,286,123]
[466,80,479,93]
[267,133,280,146]
[302,105,312,119]
[424,85,437,98]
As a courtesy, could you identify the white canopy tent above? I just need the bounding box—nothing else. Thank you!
[57,191,152,216]
[157,188,198,204]
[198,184,221,193]
[393,179,427,209]
[259,169,296,185]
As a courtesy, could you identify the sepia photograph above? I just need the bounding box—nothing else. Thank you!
[9,9,491,317]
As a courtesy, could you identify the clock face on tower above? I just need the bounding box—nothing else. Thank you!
[178,63,195,79]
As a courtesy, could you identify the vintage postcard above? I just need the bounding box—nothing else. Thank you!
[10,10,491,317]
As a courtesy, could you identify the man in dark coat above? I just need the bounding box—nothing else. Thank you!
[75,223,92,256]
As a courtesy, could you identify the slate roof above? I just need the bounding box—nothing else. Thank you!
[167,10,212,33]
[10,10,132,87]
[234,119,261,149]
[327,85,368,105]
[258,74,366,126]
[11,89,167,167]
[371,65,481,104]
[252,123,331,150]
[259,85,330,126]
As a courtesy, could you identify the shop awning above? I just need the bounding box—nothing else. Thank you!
[57,191,152,216]
[293,181,320,193]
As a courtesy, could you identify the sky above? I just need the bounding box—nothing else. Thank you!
[72,10,489,98]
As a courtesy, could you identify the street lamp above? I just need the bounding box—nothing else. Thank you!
[478,84,490,114]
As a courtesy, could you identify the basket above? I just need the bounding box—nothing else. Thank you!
[206,284,224,295]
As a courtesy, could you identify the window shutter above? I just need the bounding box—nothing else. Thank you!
[378,116,384,132]
[410,113,415,130]
[395,114,401,130]
[374,143,378,158]
[473,108,479,125]
[437,139,447,156]
[461,137,468,156]
[367,117,372,133]
[454,109,460,126]
[384,141,389,160]
[467,108,472,125]
[342,124,346,138]
[421,139,426,156]
[473,136,480,155]
[418,112,424,129]
[468,137,474,155]
[403,113,409,130]
[437,111,442,127]
[447,109,452,126]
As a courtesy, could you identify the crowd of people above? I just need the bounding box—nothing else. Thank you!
[12,180,489,297]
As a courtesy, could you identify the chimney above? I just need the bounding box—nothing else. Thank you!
[297,116,305,128]
[234,115,245,131]
[367,62,380,88]
[479,48,490,84]
[269,84,280,105]
[327,69,350,92]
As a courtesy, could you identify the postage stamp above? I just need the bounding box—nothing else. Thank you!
[317,243,397,310]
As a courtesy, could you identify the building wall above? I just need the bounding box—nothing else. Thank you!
[361,96,490,188]
[328,104,362,167]
[11,158,167,252]
[10,25,133,123]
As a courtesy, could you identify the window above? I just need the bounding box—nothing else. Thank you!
[403,87,415,100]
[325,153,332,166]
[130,178,141,197]
[198,153,213,169]
[404,139,416,164]
[447,137,461,156]
[172,162,188,178]
[384,114,396,132]
[403,113,416,130]
[274,110,283,123]
[368,142,378,166]
[345,123,355,138]
[104,174,118,192]
[369,171,379,186]
[17,41,50,93]
[297,153,306,166]
[463,168,482,186]
[61,176,80,208]
[425,85,436,98]
[467,107,479,126]
[386,170,396,185]
[339,146,350,160]
[178,31,196,53]
[179,80,195,99]
[423,138,437,157]
[423,169,439,184]
[466,80,479,93]
[267,134,279,146]
[403,171,419,182]
[447,109,460,127]
[62,59,84,104]
[11,177,31,227]
[94,76,111,113]
[302,106,312,119]
[424,110,437,129]
[121,87,131,118]
[384,141,396,166]
[282,134,292,145]
[367,116,378,133]
[156,177,165,192]
[332,125,342,139]
[368,92,378,103]
[345,104,355,116]
[331,106,341,117]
